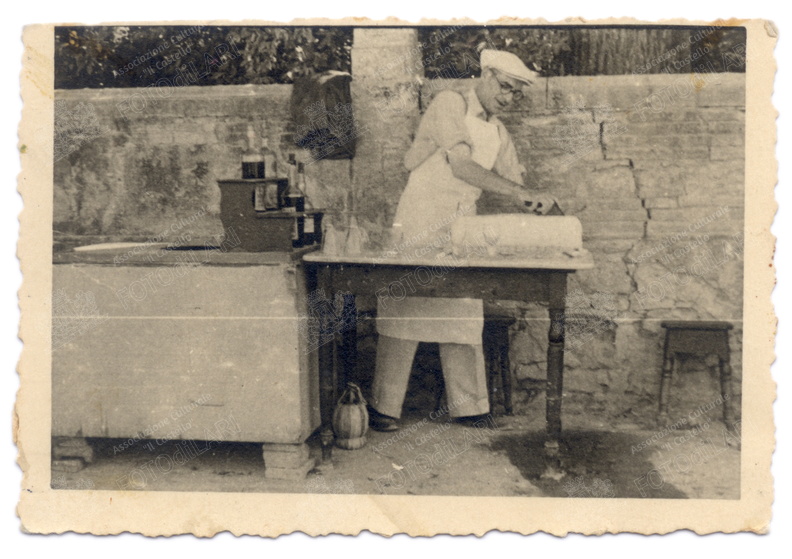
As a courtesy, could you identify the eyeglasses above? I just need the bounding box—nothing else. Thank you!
[492,72,525,101]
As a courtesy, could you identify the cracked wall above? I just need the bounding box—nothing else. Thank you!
[471,73,744,425]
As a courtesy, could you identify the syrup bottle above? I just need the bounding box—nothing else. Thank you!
[261,136,277,178]
[242,125,265,179]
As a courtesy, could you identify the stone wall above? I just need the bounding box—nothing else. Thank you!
[423,72,745,424]
[53,84,354,245]
[349,28,422,248]
[53,28,744,425]
[542,73,742,425]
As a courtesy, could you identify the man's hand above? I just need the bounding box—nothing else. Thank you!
[515,189,557,215]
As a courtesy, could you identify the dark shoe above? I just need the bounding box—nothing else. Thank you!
[454,414,495,429]
[368,407,399,432]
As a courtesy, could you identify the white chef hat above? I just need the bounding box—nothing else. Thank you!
[480,49,538,85]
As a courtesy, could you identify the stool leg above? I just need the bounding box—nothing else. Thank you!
[719,357,736,431]
[499,339,514,415]
[658,351,674,428]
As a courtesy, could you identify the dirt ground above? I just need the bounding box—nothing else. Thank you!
[52,389,740,499]
[51,320,742,499]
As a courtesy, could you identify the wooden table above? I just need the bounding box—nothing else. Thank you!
[304,248,594,477]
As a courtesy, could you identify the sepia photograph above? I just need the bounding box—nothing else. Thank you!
[46,22,749,498]
[13,11,778,540]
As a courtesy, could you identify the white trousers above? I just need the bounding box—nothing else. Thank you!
[370,334,490,419]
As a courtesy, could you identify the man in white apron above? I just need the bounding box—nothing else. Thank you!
[370,50,556,431]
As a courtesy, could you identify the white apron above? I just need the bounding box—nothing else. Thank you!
[377,113,501,344]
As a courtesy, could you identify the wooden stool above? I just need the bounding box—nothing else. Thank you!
[482,315,516,415]
[659,321,735,429]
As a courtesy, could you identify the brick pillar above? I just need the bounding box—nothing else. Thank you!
[350,28,422,249]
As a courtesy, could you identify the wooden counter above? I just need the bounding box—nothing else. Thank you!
[52,245,321,481]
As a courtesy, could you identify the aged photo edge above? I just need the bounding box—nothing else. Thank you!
[15,17,778,537]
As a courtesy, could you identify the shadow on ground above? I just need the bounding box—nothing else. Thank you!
[491,430,688,498]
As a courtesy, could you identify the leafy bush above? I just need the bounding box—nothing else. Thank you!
[419,26,745,78]
[55,26,352,89]
[54,25,745,89]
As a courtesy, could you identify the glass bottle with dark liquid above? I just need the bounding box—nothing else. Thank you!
[298,163,318,245]
[261,137,277,179]
[285,157,306,247]
[242,125,265,180]
[284,157,306,213]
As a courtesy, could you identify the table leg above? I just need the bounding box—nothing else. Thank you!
[316,266,337,463]
[500,340,514,416]
[543,274,567,480]
[485,341,497,412]
[658,338,674,428]
[339,293,357,394]
[719,356,736,432]
[52,436,95,474]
